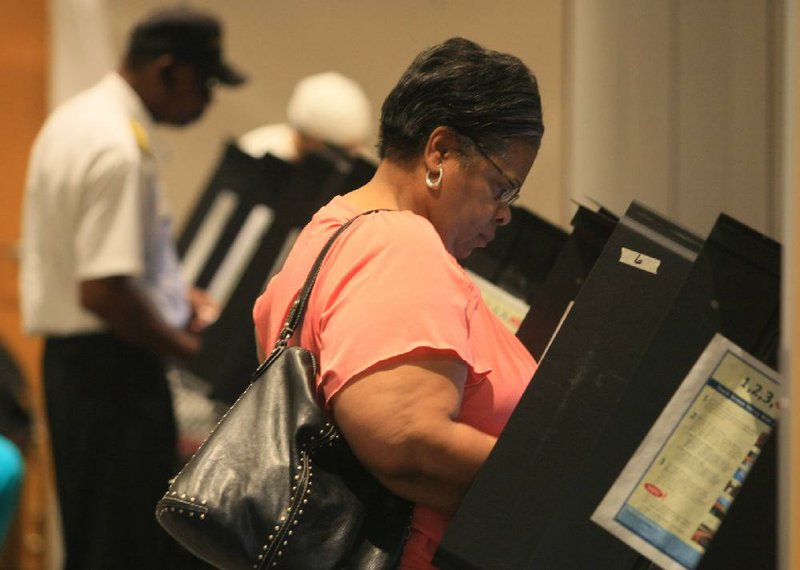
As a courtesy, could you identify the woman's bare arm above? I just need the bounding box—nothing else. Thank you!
[332,353,495,515]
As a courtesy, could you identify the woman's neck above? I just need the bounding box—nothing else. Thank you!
[343,159,426,215]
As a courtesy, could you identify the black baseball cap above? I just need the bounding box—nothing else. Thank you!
[129,6,246,86]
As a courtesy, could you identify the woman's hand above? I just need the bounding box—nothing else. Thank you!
[332,352,495,515]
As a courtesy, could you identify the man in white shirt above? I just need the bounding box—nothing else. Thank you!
[19,6,244,568]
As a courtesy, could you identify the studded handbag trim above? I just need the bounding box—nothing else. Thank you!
[259,423,338,568]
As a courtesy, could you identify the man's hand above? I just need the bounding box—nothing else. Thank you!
[187,288,220,333]
[81,275,201,361]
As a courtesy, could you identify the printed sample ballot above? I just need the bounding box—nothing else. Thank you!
[591,334,780,570]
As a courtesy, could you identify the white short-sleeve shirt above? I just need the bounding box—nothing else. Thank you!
[20,72,190,335]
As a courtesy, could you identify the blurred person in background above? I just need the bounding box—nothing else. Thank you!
[19,6,245,568]
[238,70,373,164]
[0,344,31,553]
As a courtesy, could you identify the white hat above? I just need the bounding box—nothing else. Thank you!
[286,72,372,149]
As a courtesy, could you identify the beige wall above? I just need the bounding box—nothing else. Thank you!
[103,0,569,231]
[570,0,779,240]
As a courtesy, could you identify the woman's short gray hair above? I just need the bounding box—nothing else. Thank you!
[378,37,544,162]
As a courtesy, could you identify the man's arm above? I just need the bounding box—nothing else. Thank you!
[81,275,200,361]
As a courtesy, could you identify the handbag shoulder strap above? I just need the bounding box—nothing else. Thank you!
[253,209,385,377]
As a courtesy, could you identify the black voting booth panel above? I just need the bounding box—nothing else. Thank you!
[525,213,781,570]
[436,201,705,570]
[460,205,569,305]
[436,210,780,570]
[176,143,291,258]
[516,204,618,362]
[180,144,378,403]
[628,214,780,570]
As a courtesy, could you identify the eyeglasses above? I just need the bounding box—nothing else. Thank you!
[465,138,521,206]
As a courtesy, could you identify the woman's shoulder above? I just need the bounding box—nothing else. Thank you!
[311,197,445,253]
[338,209,471,296]
[354,206,444,248]
[300,198,468,296]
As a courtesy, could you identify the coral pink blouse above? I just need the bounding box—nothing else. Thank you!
[253,196,537,569]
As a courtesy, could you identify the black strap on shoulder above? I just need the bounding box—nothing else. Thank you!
[253,209,386,377]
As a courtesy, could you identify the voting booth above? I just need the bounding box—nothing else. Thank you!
[515,204,618,361]
[460,205,568,306]
[436,204,780,570]
[178,144,373,403]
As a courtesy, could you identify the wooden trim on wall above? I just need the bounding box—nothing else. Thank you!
[0,1,54,569]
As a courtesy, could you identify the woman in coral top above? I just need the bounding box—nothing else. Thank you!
[253,36,544,569]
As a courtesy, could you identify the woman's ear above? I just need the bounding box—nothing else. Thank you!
[423,126,458,171]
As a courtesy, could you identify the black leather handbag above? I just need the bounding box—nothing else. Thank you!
[156,211,412,569]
